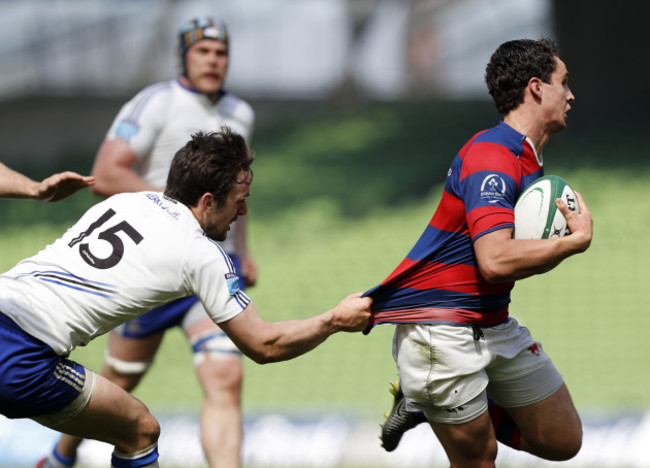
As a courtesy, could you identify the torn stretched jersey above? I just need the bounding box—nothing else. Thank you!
[364,122,544,334]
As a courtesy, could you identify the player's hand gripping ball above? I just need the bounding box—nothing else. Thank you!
[514,175,579,239]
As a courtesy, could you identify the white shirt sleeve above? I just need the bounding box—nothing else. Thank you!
[183,235,250,324]
[105,82,173,161]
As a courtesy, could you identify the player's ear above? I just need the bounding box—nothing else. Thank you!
[199,192,215,211]
[528,77,543,101]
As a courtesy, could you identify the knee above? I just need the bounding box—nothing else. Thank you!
[553,427,582,461]
[449,438,498,468]
[137,413,161,448]
[201,358,243,394]
[530,424,582,461]
[220,360,244,388]
[114,411,160,454]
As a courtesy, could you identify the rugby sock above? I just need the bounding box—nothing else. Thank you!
[40,446,76,468]
[488,398,521,450]
[111,443,159,468]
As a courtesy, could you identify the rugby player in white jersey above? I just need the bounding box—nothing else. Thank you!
[0,129,372,468]
[39,17,254,468]
[0,162,93,201]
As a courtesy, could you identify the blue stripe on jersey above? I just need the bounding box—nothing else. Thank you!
[206,235,237,273]
[13,270,117,298]
[474,121,526,154]
[445,154,464,195]
[13,270,115,288]
[371,286,510,313]
[406,226,476,266]
[37,278,116,298]
[521,170,544,191]
[233,291,250,309]
[204,235,251,308]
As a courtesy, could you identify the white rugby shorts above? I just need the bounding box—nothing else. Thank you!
[393,317,563,424]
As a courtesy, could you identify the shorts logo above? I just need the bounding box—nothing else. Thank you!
[528,343,541,356]
[480,174,507,203]
[446,405,465,414]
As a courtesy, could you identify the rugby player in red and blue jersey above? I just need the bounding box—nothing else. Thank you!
[371,38,593,467]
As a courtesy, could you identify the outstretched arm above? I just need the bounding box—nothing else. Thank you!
[219,293,372,364]
[0,162,94,201]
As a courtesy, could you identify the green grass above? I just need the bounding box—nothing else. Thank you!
[1,100,648,420]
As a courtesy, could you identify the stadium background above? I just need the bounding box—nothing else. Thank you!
[0,0,649,466]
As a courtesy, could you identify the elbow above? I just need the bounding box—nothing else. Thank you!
[89,175,109,197]
[90,175,118,198]
[246,346,283,365]
[90,184,106,197]
[479,263,511,283]
[248,352,272,365]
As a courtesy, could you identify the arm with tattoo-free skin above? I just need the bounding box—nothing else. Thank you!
[220,293,372,364]
[0,162,94,202]
[474,192,593,283]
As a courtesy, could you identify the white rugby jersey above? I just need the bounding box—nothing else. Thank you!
[0,192,250,356]
[106,79,255,254]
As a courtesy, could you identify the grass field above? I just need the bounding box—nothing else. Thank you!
[1,100,649,466]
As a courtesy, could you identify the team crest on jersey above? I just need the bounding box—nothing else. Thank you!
[225,272,240,295]
[115,120,140,141]
[480,174,507,203]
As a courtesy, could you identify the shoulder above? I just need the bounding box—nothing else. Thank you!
[218,91,255,123]
[183,232,237,286]
[468,122,526,157]
[460,125,524,175]
[130,81,175,106]
[116,81,175,124]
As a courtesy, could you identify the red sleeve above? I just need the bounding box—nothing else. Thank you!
[459,142,522,240]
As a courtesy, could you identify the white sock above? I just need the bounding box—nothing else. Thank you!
[43,447,77,468]
[111,442,159,467]
[42,447,76,468]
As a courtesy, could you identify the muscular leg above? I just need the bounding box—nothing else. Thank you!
[52,331,164,461]
[45,373,160,453]
[505,383,582,460]
[429,410,498,468]
[36,372,160,468]
[185,318,243,468]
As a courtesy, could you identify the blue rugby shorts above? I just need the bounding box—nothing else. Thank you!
[0,312,89,419]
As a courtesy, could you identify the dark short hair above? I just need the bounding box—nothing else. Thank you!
[164,128,253,207]
[485,38,560,115]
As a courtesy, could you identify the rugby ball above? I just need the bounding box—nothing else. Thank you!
[514,175,579,239]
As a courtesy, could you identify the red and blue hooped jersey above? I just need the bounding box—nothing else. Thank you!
[364,122,543,333]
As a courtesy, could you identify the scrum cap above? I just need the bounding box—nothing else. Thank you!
[177,16,229,75]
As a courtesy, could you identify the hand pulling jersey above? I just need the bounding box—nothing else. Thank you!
[365,122,543,332]
[107,78,255,254]
[0,192,250,355]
